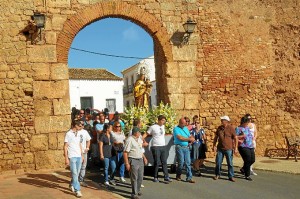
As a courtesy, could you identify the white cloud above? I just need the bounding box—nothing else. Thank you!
[122,26,140,41]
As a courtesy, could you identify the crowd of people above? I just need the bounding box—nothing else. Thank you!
[64,108,258,198]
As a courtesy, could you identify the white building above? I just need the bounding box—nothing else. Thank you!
[121,56,157,109]
[69,68,124,113]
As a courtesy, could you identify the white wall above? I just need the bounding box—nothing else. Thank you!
[69,79,124,113]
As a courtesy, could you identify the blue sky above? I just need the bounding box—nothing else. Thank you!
[68,18,154,77]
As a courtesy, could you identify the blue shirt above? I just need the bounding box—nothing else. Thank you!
[95,123,104,131]
[173,126,190,146]
[235,126,254,148]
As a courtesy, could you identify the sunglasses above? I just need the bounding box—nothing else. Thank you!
[80,113,84,114]
[115,126,121,127]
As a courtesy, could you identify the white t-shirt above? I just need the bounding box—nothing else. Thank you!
[147,124,166,146]
[64,129,81,158]
[111,131,126,143]
[78,129,92,153]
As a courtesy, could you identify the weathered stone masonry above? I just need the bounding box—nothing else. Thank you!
[0,0,299,174]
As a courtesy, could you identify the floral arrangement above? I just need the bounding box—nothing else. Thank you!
[122,102,178,135]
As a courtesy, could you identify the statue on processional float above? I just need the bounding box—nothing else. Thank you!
[133,64,153,110]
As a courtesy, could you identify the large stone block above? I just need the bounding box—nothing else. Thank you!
[165,62,179,77]
[34,150,64,170]
[30,134,48,151]
[35,115,71,134]
[23,152,34,164]
[57,132,66,149]
[45,31,57,44]
[172,45,197,61]
[52,15,67,30]
[32,63,50,80]
[2,90,13,100]
[77,0,89,4]
[50,63,69,80]
[0,63,10,71]
[166,78,182,94]
[168,94,184,109]
[47,0,70,8]
[48,133,58,149]
[185,94,199,109]
[33,80,69,99]
[53,97,70,115]
[179,62,196,77]
[28,45,57,63]
[34,100,52,116]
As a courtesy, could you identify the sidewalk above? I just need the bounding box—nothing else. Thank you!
[0,168,122,199]
[206,156,300,174]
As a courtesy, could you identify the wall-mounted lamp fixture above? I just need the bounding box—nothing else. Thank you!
[182,18,197,45]
[32,12,46,41]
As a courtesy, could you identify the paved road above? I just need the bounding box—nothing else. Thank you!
[87,164,300,199]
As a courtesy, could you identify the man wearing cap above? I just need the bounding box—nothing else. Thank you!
[124,127,148,199]
[212,115,238,182]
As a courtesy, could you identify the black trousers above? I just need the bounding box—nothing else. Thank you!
[238,147,255,177]
[151,146,169,179]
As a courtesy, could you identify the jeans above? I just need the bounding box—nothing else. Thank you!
[129,158,144,196]
[103,156,116,182]
[238,147,255,177]
[117,151,125,178]
[70,157,82,191]
[151,146,169,179]
[176,145,192,180]
[215,149,234,178]
[79,153,87,182]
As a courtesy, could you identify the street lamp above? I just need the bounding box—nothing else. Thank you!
[182,18,197,44]
[32,12,46,41]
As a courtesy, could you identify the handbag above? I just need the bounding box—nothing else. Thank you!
[113,144,124,152]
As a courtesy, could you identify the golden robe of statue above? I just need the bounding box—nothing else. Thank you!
[134,73,152,110]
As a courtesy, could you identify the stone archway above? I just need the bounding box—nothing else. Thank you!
[56,1,173,103]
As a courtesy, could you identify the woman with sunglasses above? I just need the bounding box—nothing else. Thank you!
[99,124,117,186]
[111,121,126,183]
[190,119,207,176]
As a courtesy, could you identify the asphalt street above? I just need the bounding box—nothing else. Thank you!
[87,164,300,199]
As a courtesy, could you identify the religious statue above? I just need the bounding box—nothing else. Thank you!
[134,66,153,110]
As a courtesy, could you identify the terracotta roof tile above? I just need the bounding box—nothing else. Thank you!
[69,68,122,81]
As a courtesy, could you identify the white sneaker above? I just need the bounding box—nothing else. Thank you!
[141,184,145,188]
[251,171,258,176]
[69,185,75,192]
[76,191,82,198]
[105,181,110,186]
[109,180,116,186]
[120,177,126,183]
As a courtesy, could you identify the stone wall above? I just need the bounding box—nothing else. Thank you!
[0,0,300,174]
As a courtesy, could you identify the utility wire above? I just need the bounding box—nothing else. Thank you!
[70,47,154,60]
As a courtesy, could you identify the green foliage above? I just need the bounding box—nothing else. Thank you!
[122,102,178,135]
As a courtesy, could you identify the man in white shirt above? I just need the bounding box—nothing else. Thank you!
[142,115,171,183]
[78,122,91,187]
[64,120,84,198]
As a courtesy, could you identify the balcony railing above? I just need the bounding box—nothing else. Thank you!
[123,85,133,95]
